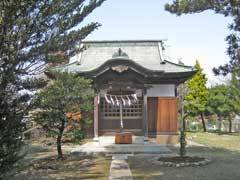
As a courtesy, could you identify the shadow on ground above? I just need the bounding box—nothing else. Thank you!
[13,150,111,180]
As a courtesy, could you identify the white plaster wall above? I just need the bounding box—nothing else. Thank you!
[146,84,175,97]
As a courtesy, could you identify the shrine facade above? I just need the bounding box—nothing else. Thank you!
[54,40,196,144]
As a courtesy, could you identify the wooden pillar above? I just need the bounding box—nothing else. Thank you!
[93,95,99,141]
[143,94,148,141]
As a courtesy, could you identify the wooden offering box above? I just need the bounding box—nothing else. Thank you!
[115,132,133,144]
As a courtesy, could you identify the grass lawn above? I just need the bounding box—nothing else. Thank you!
[13,140,111,180]
[187,132,240,152]
[129,132,240,180]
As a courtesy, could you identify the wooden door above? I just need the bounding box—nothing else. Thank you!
[157,97,177,133]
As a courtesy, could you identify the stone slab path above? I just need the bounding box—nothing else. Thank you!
[109,155,133,180]
[186,140,206,147]
[174,140,206,148]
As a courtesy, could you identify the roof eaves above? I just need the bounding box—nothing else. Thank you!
[164,60,196,70]
[51,61,80,70]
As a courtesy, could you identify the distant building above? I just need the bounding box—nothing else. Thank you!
[234,115,240,123]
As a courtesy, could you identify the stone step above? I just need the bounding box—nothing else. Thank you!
[112,154,128,160]
[70,143,172,155]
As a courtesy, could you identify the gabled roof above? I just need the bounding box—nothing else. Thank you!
[53,40,196,82]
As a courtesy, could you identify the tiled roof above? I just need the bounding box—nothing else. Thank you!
[54,40,195,73]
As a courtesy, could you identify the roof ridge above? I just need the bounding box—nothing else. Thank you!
[81,39,167,43]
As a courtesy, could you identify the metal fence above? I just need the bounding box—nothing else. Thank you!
[220,121,240,132]
[186,120,240,132]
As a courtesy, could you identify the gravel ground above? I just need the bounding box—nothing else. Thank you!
[12,142,111,180]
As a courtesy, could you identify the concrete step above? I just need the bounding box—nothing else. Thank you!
[112,154,128,160]
[70,143,172,155]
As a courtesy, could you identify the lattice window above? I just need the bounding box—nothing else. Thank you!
[100,98,142,119]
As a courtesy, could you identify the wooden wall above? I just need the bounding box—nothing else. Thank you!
[148,97,178,134]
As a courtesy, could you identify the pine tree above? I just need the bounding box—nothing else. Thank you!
[33,72,94,160]
[206,84,240,133]
[185,60,209,132]
[0,0,105,178]
[165,0,240,75]
[231,66,240,91]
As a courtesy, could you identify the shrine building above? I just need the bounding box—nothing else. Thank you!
[53,40,196,144]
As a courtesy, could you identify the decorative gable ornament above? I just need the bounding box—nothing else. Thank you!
[111,65,129,73]
[112,48,129,59]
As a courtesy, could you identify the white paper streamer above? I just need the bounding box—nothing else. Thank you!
[121,96,126,106]
[115,96,119,106]
[133,94,138,100]
[104,93,138,106]
[127,96,131,106]
[105,95,111,104]
[131,94,137,102]
[110,96,115,105]
[97,95,100,104]
[120,119,123,129]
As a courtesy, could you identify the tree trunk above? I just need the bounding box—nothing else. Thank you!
[180,130,186,157]
[57,119,65,160]
[229,119,232,133]
[57,134,63,160]
[200,113,207,132]
[182,116,186,131]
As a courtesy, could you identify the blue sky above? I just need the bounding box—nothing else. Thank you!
[83,0,232,86]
